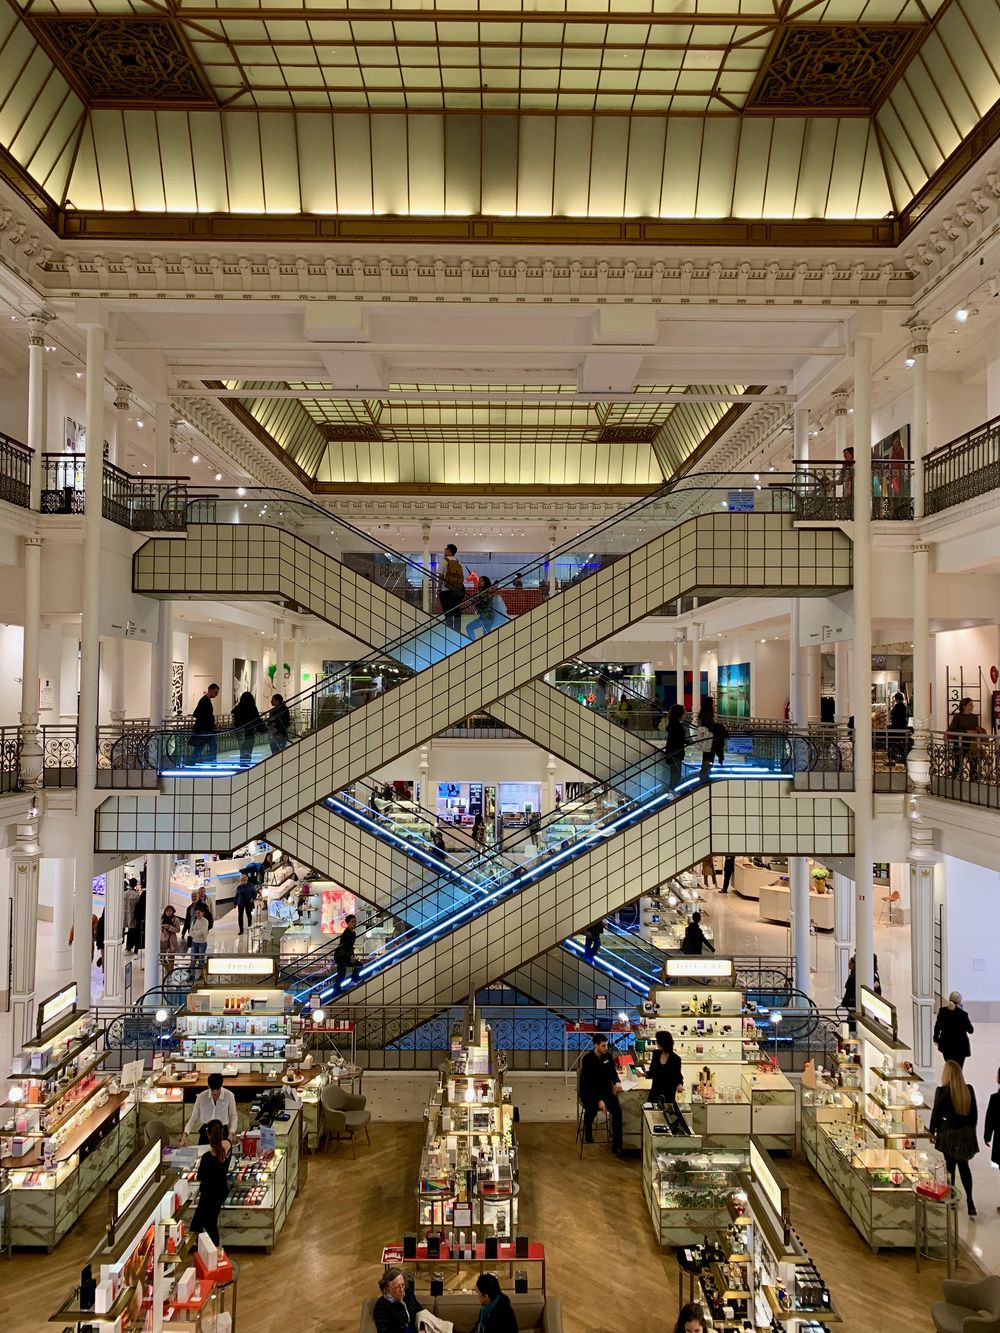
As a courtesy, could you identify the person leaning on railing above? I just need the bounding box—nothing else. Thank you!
[948,698,985,780]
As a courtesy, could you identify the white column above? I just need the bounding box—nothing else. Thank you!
[908,325,931,793]
[545,753,557,814]
[794,405,810,463]
[103,869,125,1007]
[20,312,49,789]
[852,333,875,992]
[833,390,849,463]
[109,635,126,724]
[145,854,168,995]
[834,639,850,726]
[909,821,937,1076]
[10,811,41,1050]
[787,596,810,994]
[112,384,130,468]
[72,319,106,1006]
[833,870,855,999]
[806,644,822,722]
[150,400,173,727]
[675,634,685,709]
[788,598,804,725]
[48,857,74,973]
[987,322,1000,421]
[291,624,302,699]
[274,618,286,701]
[421,522,432,615]
[690,622,701,710]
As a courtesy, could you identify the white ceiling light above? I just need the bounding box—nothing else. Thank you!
[215,472,223,481]
[904,358,915,369]
[191,454,200,463]
[237,486,246,496]
[955,308,969,322]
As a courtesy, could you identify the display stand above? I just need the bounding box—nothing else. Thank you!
[49,1142,239,1333]
[1,983,138,1249]
[642,1108,748,1247]
[416,1016,519,1241]
[638,875,712,953]
[915,1185,961,1278]
[800,985,939,1252]
[381,1241,545,1295]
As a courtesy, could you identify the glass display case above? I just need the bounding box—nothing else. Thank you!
[642,1108,748,1247]
[639,876,712,953]
[415,1018,519,1240]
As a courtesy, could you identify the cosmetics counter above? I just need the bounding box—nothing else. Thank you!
[416,1018,519,1241]
[643,1109,749,1247]
[800,985,940,1252]
[679,1138,840,1331]
[49,1142,239,1333]
[1,983,139,1250]
[638,875,713,954]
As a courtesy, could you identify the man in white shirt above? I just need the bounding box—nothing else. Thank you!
[181,1072,239,1144]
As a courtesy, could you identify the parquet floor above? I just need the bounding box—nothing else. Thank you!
[0,1123,972,1333]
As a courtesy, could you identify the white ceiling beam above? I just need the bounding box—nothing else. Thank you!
[577,353,646,393]
[177,387,795,404]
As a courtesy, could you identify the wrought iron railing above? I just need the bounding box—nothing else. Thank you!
[925,414,1000,515]
[0,431,31,509]
[791,460,914,521]
[40,454,188,530]
[0,725,21,793]
[929,728,1000,809]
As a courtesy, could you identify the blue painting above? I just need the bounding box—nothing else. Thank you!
[718,663,751,718]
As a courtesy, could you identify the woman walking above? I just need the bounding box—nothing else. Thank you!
[934,991,974,1068]
[232,691,263,766]
[930,1060,979,1216]
[160,904,181,974]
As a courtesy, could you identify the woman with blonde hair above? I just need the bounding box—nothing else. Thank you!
[934,990,974,1068]
[930,1060,979,1216]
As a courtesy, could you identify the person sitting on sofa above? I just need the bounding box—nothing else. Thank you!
[474,1274,519,1333]
[374,1268,424,1333]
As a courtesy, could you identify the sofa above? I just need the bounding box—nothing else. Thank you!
[359,1292,563,1333]
[932,1276,1000,1333]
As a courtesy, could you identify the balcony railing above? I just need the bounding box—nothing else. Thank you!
[791,461,914,521]
[0,432,31,509]
[925,414,1000,515]
[40,454,188,530]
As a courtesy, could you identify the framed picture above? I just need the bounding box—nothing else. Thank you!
[718,663,751,717]
[872,425,910,499]
[232,657,258,707]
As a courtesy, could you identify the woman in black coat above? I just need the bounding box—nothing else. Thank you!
[190,1119,232,1245]
[934,991,974,1067]
[231,691,262,766]
[663,704,688,790]
[648,1030,684,1108]
[474,1274,518,1333]
[930,1061,979,1216]
[982,1068,1000,1179]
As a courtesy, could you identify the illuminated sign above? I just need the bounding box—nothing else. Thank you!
[859,985,896,1038]
[664,957,735,983]
[38,983,78,1032]
[113,1141,160,1221]
[750,1138,787,1232]
[205,956,275,978]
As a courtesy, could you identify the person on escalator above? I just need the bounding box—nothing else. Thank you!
[267,692,292,753]
[439,543,466,633]
[695,698,725,782]
[333,914,361,991]
[232,691,263,767]
[663,703,688,790]
[680,911,714,955]
[189,683,220,766]
[583,920,603,961]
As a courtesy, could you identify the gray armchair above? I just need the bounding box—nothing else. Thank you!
[321,1083,372,1157]
[359,1293,562,1333]
[933,1276,1000,1333]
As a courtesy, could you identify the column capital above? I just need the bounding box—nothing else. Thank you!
[908,324,930,356]
[114,383,132,411]
[912,541,931,556]
[26,311,53,346]
[832,389,850,416]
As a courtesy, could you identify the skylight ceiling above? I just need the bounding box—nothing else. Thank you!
[212,380,749,492]
[0,0,993,238]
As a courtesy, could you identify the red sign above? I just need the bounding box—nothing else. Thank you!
[991,666,998,686]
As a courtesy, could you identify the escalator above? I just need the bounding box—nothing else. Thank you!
[98,479,851,855]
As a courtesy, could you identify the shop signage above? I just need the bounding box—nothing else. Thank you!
[750,1137,788,1236]
[112,1141,160,1223]
[726,491,754,512]
[205,956,275,979]
[858,984,897,1040]
[664,957,735,983]
[38,982,78,1034]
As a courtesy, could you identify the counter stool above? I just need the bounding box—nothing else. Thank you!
[916,1185,962,1278]
[576,1101,611,1158]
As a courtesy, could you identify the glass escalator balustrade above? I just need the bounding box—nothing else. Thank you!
[281,731,809,1003]
[133,474,812,777]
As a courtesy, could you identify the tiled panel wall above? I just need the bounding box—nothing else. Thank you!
[344,782,853,1011]
[98,515,851,854]
[490,679,654,772]
[505,952,637,1013]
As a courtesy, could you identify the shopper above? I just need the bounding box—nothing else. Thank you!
[696,698,722,782]
[373,1268,424,1333]
[681,911,714,955]
[439,542,466,633]
[189,683,220,766]
[232,690,263,766]
[930,1060,979,1216]
[721,854,736,895]
[268,692,292,753]
[190,1118,231,1246]
[160,905,180,972]
[182,1072,239,1144]
[95,909,105,970]
[583,920,603,961]
[471,813,487,851]
[934,991,974,1069]
[579,1032,624,1157]
[674,1305,706,1333]
[473,1273,518,1333]
[187,903,211,973]
[700,855,719,889]
[649,1030,683,1108]
[887,691,910,766]
[123,878,141,954]
[840,445,855,500]
[234,873,257,936]
[981,1068,1000,1208]
[133,883,147,953]
[333,913,361,991]
[663,703,688,790]
[182,888,214,942]
[430,828,449,864]
[466,576,510,640]
[840,955,857,1013]
[948,697,980,779]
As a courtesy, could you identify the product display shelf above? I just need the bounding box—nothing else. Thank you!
[174,1103,301,1251]
[639,877,711,953]
[381,1241,546,1295]
[416,1018,519,1241]
[49,1149,238,1333]
[642,1108,749,1247]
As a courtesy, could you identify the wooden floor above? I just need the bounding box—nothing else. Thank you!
[1,1124,971,1333]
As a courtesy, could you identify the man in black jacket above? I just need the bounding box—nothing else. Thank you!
[334,914,361,991]
[579,1032,625,1157]
[189,683,220,766]
[373,1267,424,1333]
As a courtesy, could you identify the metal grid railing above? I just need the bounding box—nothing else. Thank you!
[926,414,1000,515]
[40,454,188,530]
[792,460,914,521]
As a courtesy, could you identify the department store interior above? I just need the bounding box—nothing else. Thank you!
[8,3,1000,1332]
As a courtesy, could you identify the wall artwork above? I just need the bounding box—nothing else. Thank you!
[718,662,751,717]
[232,657,257,708]
[872,424,910,499]
[170,661,184,719]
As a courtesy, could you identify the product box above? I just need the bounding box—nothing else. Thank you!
[197,1231,219,1271]
[95,1280,115,1313]
[176,1269,196,1303]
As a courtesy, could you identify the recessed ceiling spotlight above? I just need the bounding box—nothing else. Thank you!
[237,486,246,496]
[136,419,144,428]
[215,472,223,481]
[904,358,915,369]
[191,454,200,463]
[955,308,969,322]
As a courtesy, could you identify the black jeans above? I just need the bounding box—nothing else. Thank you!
[722,855,735,893]
[945,1156,975,1207]
[335,956,361,990]
[439,588,464,633]
[584,1094,623,1149]
[237,902,253,934]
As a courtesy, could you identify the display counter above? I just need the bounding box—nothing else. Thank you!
[731,858,785,900]
[642,1109,748,1247]
[758,880,835,931]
